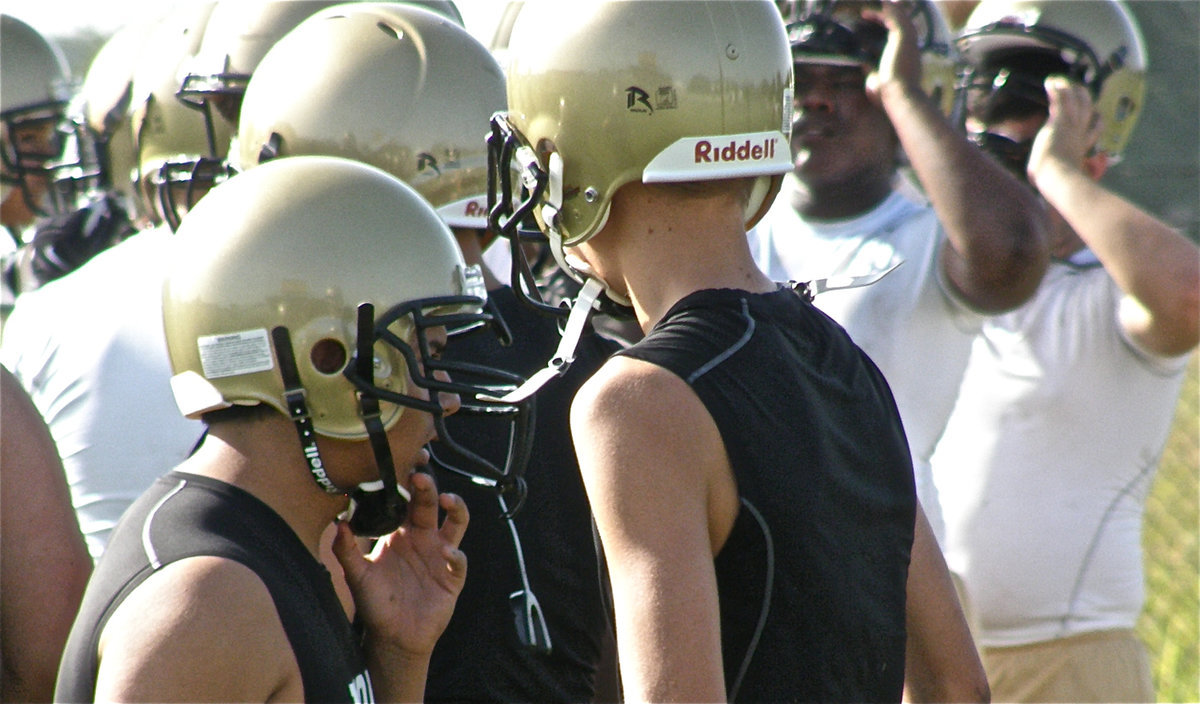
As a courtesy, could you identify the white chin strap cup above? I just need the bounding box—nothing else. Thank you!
[355,479,412,502]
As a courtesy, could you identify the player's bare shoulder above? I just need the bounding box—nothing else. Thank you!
[572,355,725,499]
[95,555,299,702]
[572,355,703,436]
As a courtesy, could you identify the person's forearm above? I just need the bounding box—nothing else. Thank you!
[902,504,990,703]
[366,644,430,704]
[1037,157,1200,355]
[881,81,1049,312]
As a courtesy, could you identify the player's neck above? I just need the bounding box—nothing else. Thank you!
[599,184,774,331]
[179,419,350,557]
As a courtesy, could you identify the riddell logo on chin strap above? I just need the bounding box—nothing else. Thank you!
[304,442,338,494]
[694,137,778,163]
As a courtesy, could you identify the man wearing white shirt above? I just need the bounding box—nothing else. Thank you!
[931,2,1199,700]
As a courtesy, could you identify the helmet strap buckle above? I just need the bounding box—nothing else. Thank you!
[271,326,341,495]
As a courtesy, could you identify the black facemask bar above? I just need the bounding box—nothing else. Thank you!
[178,72,250,145]
[347,304,411,537]
[486,113,564,319]
[487,114,637,326]
[45,105,107,215]
[952,23,1117,130]
[148,76,246,232]
[2,102,69,219]
[785,0,948,68]
[179,72,251,114]
[342,298,535,531]
[151,156,237,232]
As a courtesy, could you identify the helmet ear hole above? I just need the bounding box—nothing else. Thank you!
[535,138,557,158]
[311,337,348,375]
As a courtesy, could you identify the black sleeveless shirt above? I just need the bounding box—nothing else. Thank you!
[427,285,621,702]
[55,471,373,703]
[618,287,915,703]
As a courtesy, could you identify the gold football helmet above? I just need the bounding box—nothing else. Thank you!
[490,0,793,317]
[178,1,460,136]
[163,155,522,534]
[1,15,72,219]
[148,1,380,230]
[179,1,361,122]
[128,2,228,229]
[236,2,502,229]
[956,0,1147,162]
[235,2,531,502]
[51,19,155,214]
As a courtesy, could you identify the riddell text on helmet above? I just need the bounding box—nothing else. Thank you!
[694,137,778,163]
[463,200,487,218]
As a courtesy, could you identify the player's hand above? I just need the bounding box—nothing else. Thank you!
[1027,76,1103,186]
[865,0,923,103]
[332,470,468,657]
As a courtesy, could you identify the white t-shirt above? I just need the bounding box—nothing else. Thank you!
[748,177,982,542]
[0,227,205,561]
[931,259,1191,647]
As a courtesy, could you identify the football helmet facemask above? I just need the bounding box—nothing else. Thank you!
[49,19,156,215]
[164,155,526,536]
[955,0,1147,165]
[178,2,462,170]
[129,2,235,230]
[1,15,73,220]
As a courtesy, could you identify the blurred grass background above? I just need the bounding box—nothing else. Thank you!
[1139,353,1199,703]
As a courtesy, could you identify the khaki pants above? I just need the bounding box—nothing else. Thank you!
[981,629,1155,703]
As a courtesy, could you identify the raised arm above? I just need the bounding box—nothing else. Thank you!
[1029,76,1200,358]
[869,0,1049,313]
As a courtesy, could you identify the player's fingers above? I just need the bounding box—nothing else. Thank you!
[1044,76,1069,118]
[1046,76,1091,122]
[438,492,469,548]
[405,470,441,530]
[331,520,366,586]
[443,544,468,581]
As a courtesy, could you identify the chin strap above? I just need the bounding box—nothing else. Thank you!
[347,303,411,537]
[480,277,607,404]
[791,258,904,301]
[271,326,341,495]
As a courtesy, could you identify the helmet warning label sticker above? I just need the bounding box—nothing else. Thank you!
[197,328,275,380]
